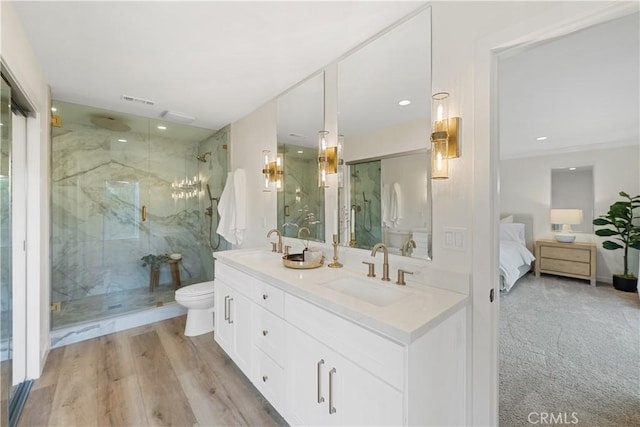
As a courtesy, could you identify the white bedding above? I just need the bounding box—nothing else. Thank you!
[500,239,535,292]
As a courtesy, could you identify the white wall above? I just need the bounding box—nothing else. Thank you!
[501,145,639,282]
[1,1,51,378]
[229,100,278,249]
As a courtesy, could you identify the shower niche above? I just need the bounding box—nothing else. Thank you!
[50,100,228,328]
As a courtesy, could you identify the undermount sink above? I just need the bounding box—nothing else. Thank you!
[321,276,409,307]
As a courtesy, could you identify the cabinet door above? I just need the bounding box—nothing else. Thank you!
[339,357,403,426]
[214,280,233,356]
[285,324,334,426]
[229,289,252,375]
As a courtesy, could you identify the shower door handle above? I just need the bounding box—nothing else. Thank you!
[141,205,147,222]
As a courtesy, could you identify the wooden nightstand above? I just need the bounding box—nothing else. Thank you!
[535,239,597,286]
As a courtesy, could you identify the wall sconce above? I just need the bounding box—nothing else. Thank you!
[318,130,338,188]
[262,150,283,192]
[431,92,460,180]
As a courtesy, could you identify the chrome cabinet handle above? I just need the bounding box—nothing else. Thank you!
[224,296,229,321]
[329,367,337,414]
[317,359,325,404]
[262,330,268,336]
[228,298,234,324]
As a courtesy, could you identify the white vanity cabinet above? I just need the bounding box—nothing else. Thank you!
[285,323,403,426]
[213,275,253,375]
[213,253,468,426]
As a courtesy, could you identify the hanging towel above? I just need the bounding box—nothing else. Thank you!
[217,171,237,244]
[382,184,391,227]
[233,168,247,245]
[389,182,403,227]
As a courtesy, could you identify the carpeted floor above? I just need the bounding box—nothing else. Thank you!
[499,273,640,427]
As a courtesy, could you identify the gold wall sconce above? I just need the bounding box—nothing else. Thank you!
[431,92,460,179]
[262,150,283,192]
[318,130,339,188]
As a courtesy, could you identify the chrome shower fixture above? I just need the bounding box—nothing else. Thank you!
[196,152,212,162]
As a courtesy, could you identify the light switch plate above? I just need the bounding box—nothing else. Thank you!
[443,227,467,252]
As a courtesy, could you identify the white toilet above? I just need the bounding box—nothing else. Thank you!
[174,281,215,337]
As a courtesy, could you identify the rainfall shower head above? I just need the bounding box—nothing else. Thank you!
[196,152,211,162]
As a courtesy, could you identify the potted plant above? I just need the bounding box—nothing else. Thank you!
[141,254,169,291]
[593,191,640,292]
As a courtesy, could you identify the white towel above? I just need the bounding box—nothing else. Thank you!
[389,182,402,227]
[382,184,391,227]
[216,169,247,245]
[233,169,246,245]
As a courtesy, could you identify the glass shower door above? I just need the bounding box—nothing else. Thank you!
[0,74,13,426]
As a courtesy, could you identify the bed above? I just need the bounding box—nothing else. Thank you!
[499,214,536,292]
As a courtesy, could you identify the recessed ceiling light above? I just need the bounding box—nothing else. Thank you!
[157,125,167,130]
[569,167,576,171]
[118,138,127,143]
[51,107,57,112]
[398,99,411,106]
[297,150,304,154]
[536,136,548,141]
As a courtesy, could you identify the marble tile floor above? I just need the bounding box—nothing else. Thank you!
[52,284,181,329]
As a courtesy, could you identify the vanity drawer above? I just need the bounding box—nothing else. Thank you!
[253,281,285,318]
[253,305,285,366]
[285,294,404,391]
[252,348,285,412]
[215,262,259,298]
[540,246,590,263]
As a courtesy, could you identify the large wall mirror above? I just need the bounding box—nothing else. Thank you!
[551,166,594,233]
[337,7,432,259]
[276,72,325,242]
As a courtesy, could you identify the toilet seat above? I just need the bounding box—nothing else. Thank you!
[175,281,214,298]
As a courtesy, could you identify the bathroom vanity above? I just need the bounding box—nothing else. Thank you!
[213,248,468,426]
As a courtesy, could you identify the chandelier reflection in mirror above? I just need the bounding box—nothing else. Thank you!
[172,175,200,200]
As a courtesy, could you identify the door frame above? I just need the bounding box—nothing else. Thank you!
[471,2,639,425]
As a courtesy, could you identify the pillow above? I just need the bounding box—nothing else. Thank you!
[500,223,526,246]
[500,215,514,223]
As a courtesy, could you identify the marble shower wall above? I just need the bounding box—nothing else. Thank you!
[51,119,221,306]
[277,144,325,242]
[350,160,382,249]
[197,126,230,280]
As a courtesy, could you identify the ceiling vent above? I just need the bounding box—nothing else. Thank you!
[160,110,196,123]
[121,94,155,106]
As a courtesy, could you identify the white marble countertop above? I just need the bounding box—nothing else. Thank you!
[214,248,468,345]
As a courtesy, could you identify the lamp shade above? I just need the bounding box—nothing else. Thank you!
[550,209,583,225]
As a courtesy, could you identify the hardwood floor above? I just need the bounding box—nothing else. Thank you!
[18,316,287,426]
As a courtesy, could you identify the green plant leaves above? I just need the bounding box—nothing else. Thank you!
[602,241,624,250]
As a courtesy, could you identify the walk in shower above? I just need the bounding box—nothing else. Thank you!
[50,101,228,329]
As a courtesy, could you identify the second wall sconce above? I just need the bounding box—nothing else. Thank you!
[431,92,460,179]
[318,130,339,188]
[262,150,283,192]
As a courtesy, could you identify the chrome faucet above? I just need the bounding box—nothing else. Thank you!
[371,243,390,281]
[267,229,283,253]
[401,239,417,257]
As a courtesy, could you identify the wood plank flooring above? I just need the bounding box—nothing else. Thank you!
[18,316,286,426]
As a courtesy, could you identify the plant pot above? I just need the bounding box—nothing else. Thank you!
[612,275,638,293]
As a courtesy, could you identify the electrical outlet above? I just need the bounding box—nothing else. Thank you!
[443,227,467,252]
[51,302,62,312]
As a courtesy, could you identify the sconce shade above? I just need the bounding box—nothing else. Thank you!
[550,208,583,242]
[430,92,460,180]
[318,131,338,188]
[262,150,283,192]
